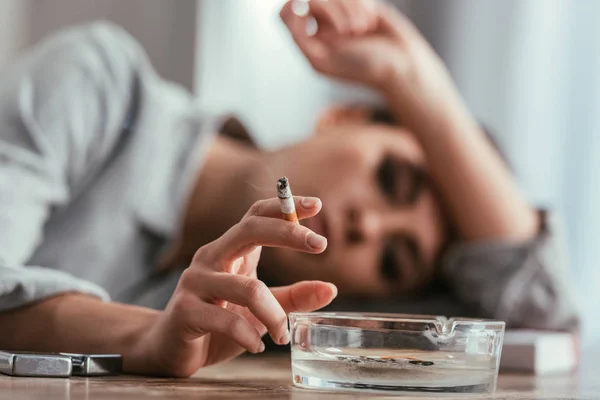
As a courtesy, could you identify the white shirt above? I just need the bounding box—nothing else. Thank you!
[0,22,219,310]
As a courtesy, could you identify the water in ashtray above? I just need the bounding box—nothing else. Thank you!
[291,347,497,394]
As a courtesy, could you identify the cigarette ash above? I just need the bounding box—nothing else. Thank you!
[277,177,292,199]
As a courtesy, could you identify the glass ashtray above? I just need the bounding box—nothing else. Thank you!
[289,312,505,395]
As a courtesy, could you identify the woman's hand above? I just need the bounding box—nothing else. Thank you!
[136,196,337,377]
[280,0,460,118]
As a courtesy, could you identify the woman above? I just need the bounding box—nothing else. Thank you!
[0,0,577,377]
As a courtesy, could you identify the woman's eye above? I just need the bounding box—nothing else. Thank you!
[377,156,424,205]
[377,156,396,199]
[380,245,399,282]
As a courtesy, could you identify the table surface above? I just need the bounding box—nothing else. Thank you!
[1,353,598,400]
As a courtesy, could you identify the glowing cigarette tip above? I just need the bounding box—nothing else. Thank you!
[277,177,298,223]
[277,177,292,199]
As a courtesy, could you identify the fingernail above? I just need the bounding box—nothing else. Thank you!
[258,342,266,353]
[280,330,291,345]
[329,283,338,298]
[292,0,310,17]
[307,232,327,249]
[301,197,320,209]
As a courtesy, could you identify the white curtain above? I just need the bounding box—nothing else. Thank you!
[195,0,600,346]
[0,0,197,89]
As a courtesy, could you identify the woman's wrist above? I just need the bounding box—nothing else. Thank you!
[381,58,475,139]
[50,294,162,375]
[117,308,164,375]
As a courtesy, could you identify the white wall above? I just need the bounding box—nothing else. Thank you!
[195,0,337,148]
[0,0,31,70]
[0,0,197,90]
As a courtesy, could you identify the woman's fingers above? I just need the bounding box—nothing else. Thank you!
[194,272,290,345]
[306,0,350,35]
[170,293,264,354]
[337,0,375,35]
[202,214,327,266]
[244,196,322,220]
[284,0,378,37]
[197,197,327,267]
[281,2,330,72]
[271,281,338,313]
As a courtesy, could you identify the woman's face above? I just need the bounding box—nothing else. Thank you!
[262,115,448,298]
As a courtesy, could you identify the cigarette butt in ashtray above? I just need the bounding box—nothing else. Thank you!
[277,177,298,223]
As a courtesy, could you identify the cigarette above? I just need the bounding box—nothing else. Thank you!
[277,177,298,223]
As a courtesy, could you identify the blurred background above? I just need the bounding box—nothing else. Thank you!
[1,0,598,346]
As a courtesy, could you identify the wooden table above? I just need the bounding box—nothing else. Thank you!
[1,353,598,400]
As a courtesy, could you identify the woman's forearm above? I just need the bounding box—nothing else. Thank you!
[0,294,159,374]
[383,79,539,241]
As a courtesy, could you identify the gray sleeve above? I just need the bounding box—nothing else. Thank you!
[0,22,150,311]
[441,211,579,331]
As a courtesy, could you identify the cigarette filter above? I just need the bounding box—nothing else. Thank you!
[277,177,298,223]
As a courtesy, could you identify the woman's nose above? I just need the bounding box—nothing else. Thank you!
[346,208,385,244]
